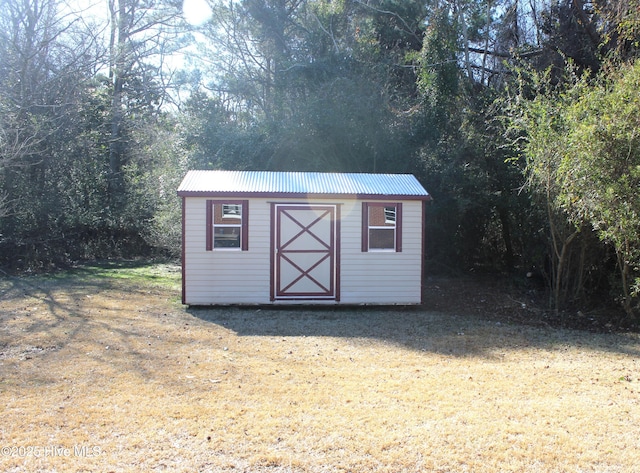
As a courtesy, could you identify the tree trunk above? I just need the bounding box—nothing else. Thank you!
[618,237,634,320]
[458,6,473,80]
[108,0,129,197]
[498,207,514,270]
[481,0,492,85]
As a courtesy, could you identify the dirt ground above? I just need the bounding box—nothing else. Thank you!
[424,274,634,333]
[1,263,639,472]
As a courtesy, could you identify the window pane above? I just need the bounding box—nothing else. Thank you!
[222,204,241,218]
[384,207,396,224]
[369,228,395,249]
[214,226,241,248]
[215,204,241,224]
[369,206,395,227]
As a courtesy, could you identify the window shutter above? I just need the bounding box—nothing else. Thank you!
[206,200,213,251]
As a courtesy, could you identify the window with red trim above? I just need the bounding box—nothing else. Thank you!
[206,200,248,250]
[362,202,402,252]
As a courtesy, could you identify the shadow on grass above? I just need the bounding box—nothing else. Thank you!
[187,304,640,359]
[0,261,182,380]
[2,262,639,363]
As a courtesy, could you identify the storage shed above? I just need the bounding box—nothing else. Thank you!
[177,170,431,305]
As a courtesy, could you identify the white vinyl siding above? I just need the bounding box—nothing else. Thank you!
[340,200,423,304]
[182,197,423,305]
[184,198,270,304]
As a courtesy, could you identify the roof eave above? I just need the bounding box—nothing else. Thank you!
[176,190,432,201]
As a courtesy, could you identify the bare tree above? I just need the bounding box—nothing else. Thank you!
[106,0,187,195]
[0,0,105,219]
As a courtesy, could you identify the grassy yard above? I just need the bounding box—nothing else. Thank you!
[1,261,639,472]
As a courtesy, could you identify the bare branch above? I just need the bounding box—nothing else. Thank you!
[353,0,422,43]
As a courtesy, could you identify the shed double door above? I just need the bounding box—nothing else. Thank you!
[271,203,339,301]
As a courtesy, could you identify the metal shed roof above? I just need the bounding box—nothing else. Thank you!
[177,170,430,199]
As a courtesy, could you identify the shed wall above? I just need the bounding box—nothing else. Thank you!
[182,197,423,305]
[183,197,270,304]
[340,200,423,304]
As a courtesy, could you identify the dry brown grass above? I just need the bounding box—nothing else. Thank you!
[1,262,640,472]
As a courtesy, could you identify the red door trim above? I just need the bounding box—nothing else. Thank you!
[271,203,338,301]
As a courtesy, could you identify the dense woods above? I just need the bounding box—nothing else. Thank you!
[1,0,640,320]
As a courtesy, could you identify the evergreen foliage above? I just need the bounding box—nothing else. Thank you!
[1,0,640,318]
